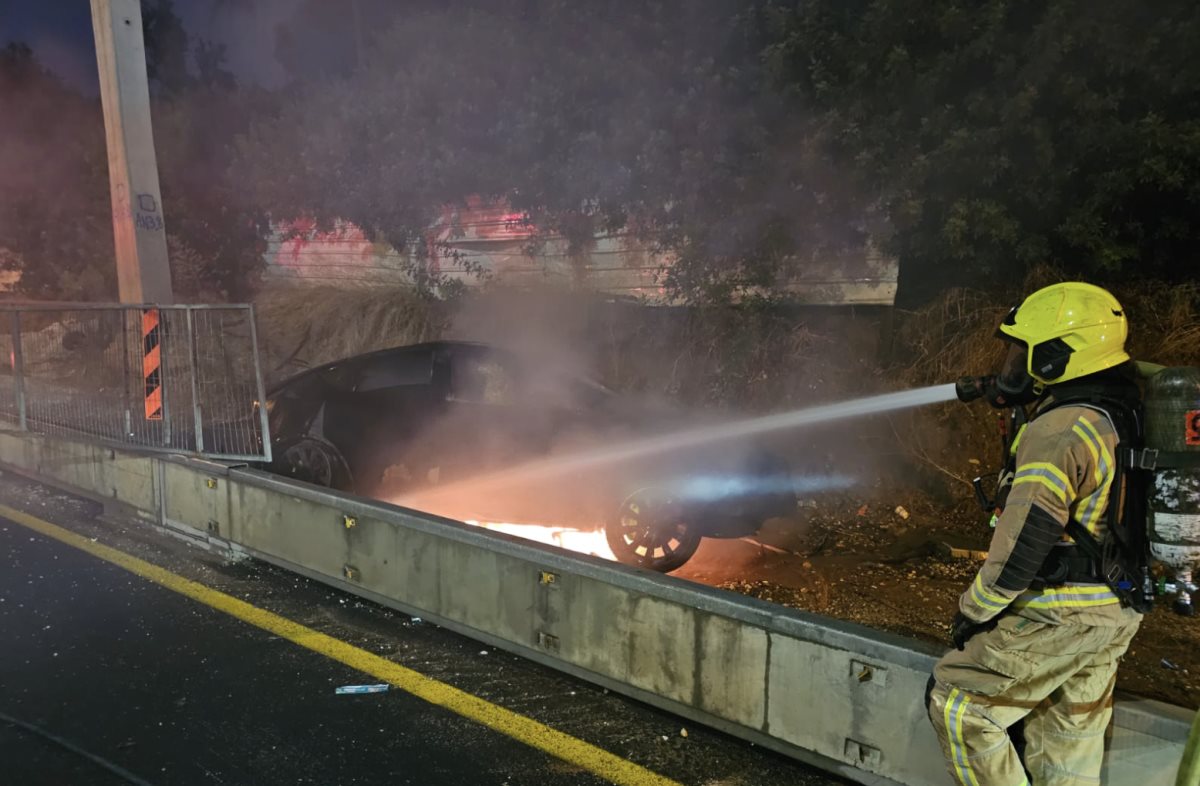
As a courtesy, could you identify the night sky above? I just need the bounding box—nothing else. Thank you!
[0,0,304,92]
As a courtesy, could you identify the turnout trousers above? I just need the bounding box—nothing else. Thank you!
[927,613,1140,786]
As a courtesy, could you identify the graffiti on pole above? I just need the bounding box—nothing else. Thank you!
[134,193,165,232]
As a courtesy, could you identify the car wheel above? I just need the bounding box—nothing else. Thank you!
[605,488,702,573]
[279,438,351,490]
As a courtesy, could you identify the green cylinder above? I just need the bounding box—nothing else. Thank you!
[1145,367,1200,573]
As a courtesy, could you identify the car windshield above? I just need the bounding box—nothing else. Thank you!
[449,347,614,410]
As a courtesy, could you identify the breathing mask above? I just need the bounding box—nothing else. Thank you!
[995,341,1039,405]
[955,340,1041,409]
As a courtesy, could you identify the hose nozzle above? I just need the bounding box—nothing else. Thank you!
[955,375,1017,409]
[955,376,990,404]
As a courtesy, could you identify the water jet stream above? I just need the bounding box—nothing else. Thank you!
[408,383,958,503]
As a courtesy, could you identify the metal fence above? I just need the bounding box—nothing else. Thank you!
[0,304,271,462]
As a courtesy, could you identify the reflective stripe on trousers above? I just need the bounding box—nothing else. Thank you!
[928,614,1139,786]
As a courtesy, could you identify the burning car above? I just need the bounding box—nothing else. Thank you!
[260,341,795,572]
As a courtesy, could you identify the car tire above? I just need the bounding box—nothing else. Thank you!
[605,488,702,573]
[278,437,352,491]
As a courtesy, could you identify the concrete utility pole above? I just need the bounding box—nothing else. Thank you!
[90,0,174,304]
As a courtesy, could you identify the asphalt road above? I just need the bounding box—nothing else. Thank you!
[0,470,843,786]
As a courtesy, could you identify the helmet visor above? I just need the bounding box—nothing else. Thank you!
[997,342,1033,396]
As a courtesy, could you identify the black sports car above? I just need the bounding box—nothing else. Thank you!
[259,341,795,572]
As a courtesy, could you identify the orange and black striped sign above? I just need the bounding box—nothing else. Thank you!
[142,308,162,420]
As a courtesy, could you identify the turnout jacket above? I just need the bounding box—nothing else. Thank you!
[959,401,1139,627]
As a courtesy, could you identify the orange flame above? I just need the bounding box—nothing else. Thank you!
[463,519,616,561]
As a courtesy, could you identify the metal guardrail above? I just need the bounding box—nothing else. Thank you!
[0,431,1189,786]
[0,304,270,461]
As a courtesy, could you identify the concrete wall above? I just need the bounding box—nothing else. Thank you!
[0,432,1190,786]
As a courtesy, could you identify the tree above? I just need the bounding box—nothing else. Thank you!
[240,0,1200,305]
[0,3,270,303]
[763,0,1200,303]
[235,1,872,302]
[142,0,269,301]
[0,43,114,300]
[141,0,193,95]
[152,81,272,301]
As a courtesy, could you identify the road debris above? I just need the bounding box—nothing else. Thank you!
[938,542,989,561]
[335,684,390,695]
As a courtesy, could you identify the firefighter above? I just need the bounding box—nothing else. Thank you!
[927,282,1144,786]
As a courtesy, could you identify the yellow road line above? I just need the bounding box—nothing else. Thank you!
[0,503,683,786]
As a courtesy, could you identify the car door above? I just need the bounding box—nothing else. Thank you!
[421,345,549,483]
[266,365,352,448]
[321,347,441,492]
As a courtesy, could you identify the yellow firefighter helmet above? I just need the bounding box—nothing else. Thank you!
[998,282,1130,385]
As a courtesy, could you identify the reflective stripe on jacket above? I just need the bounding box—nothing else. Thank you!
[960,404,1138,626]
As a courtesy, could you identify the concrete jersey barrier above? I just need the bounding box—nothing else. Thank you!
[0,431,1190,786]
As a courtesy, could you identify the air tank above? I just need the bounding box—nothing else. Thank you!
[1144,366,1200,615]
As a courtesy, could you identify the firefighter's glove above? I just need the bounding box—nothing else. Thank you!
[950,611,997,651]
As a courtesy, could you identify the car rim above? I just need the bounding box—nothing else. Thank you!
[614,493,690,561]
[286,443,334,487]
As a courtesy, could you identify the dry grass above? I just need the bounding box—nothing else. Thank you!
[891,288,1011,387]
[1124,281,1200,367]
[595,303,853,411]
[253,281,882,412]
[254,282,446,384]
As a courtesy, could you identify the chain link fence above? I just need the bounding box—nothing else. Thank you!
[0,304,271,461]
